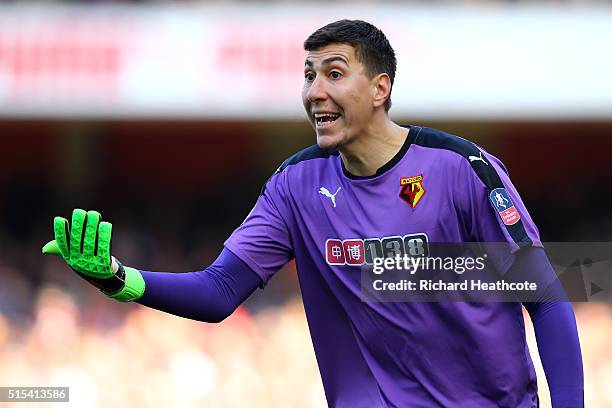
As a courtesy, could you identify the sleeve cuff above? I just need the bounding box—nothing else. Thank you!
[104,266,146,302]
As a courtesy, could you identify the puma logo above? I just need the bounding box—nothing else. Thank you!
[319,186,342,208]
[468,151,488,165]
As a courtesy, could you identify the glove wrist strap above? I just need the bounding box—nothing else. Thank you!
[103,262,145,302]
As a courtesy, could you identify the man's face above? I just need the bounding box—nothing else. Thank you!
[302,43,376,150]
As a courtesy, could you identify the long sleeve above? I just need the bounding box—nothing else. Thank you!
[508,248,584,407]
[136,247,262,323]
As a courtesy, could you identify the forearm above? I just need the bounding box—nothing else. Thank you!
[527,301,583,408]
[509,248,584,407]
[136,247,262,323]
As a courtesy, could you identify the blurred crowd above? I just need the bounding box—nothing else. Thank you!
[0,285,326,407]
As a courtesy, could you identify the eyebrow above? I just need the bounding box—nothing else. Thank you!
[304,56,349,69]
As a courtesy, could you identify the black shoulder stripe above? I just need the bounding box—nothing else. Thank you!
[276,144,339,174]
[413,127,532,246]
[260,145,339,196]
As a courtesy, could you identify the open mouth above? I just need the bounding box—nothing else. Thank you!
[314,112,341,127]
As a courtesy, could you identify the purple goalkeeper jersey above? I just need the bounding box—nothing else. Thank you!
[225,126,542,407]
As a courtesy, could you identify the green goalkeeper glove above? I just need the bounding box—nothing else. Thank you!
[42,209,145,302]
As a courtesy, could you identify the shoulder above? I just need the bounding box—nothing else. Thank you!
[275,144,339,175]
[410,125,514,195]
[410,126,490,164]
[412,125,509,174]
[261,144,339,196]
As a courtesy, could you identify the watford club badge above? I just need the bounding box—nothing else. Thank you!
[399,174,426,208]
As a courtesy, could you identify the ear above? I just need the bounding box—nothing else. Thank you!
[372,73,391,109]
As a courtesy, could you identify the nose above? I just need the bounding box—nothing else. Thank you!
[305,75,328,103]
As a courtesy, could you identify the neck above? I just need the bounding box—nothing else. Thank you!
[340,118,409,177]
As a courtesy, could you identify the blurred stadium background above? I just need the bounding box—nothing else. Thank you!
[0,1,611,407]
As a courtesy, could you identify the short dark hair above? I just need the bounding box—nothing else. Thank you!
[304,19,397,112]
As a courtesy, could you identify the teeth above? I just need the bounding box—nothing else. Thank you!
[314,112,341,126]
[314,113,340,119]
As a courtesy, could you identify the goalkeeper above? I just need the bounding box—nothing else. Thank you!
[42,210,584,407]
[44,19,583,408]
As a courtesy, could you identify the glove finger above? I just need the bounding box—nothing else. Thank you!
[53,217,70,259]
[83,210,101,257]
[97,221,113,264]
[70,209,87,256]
[42,240,62,256]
